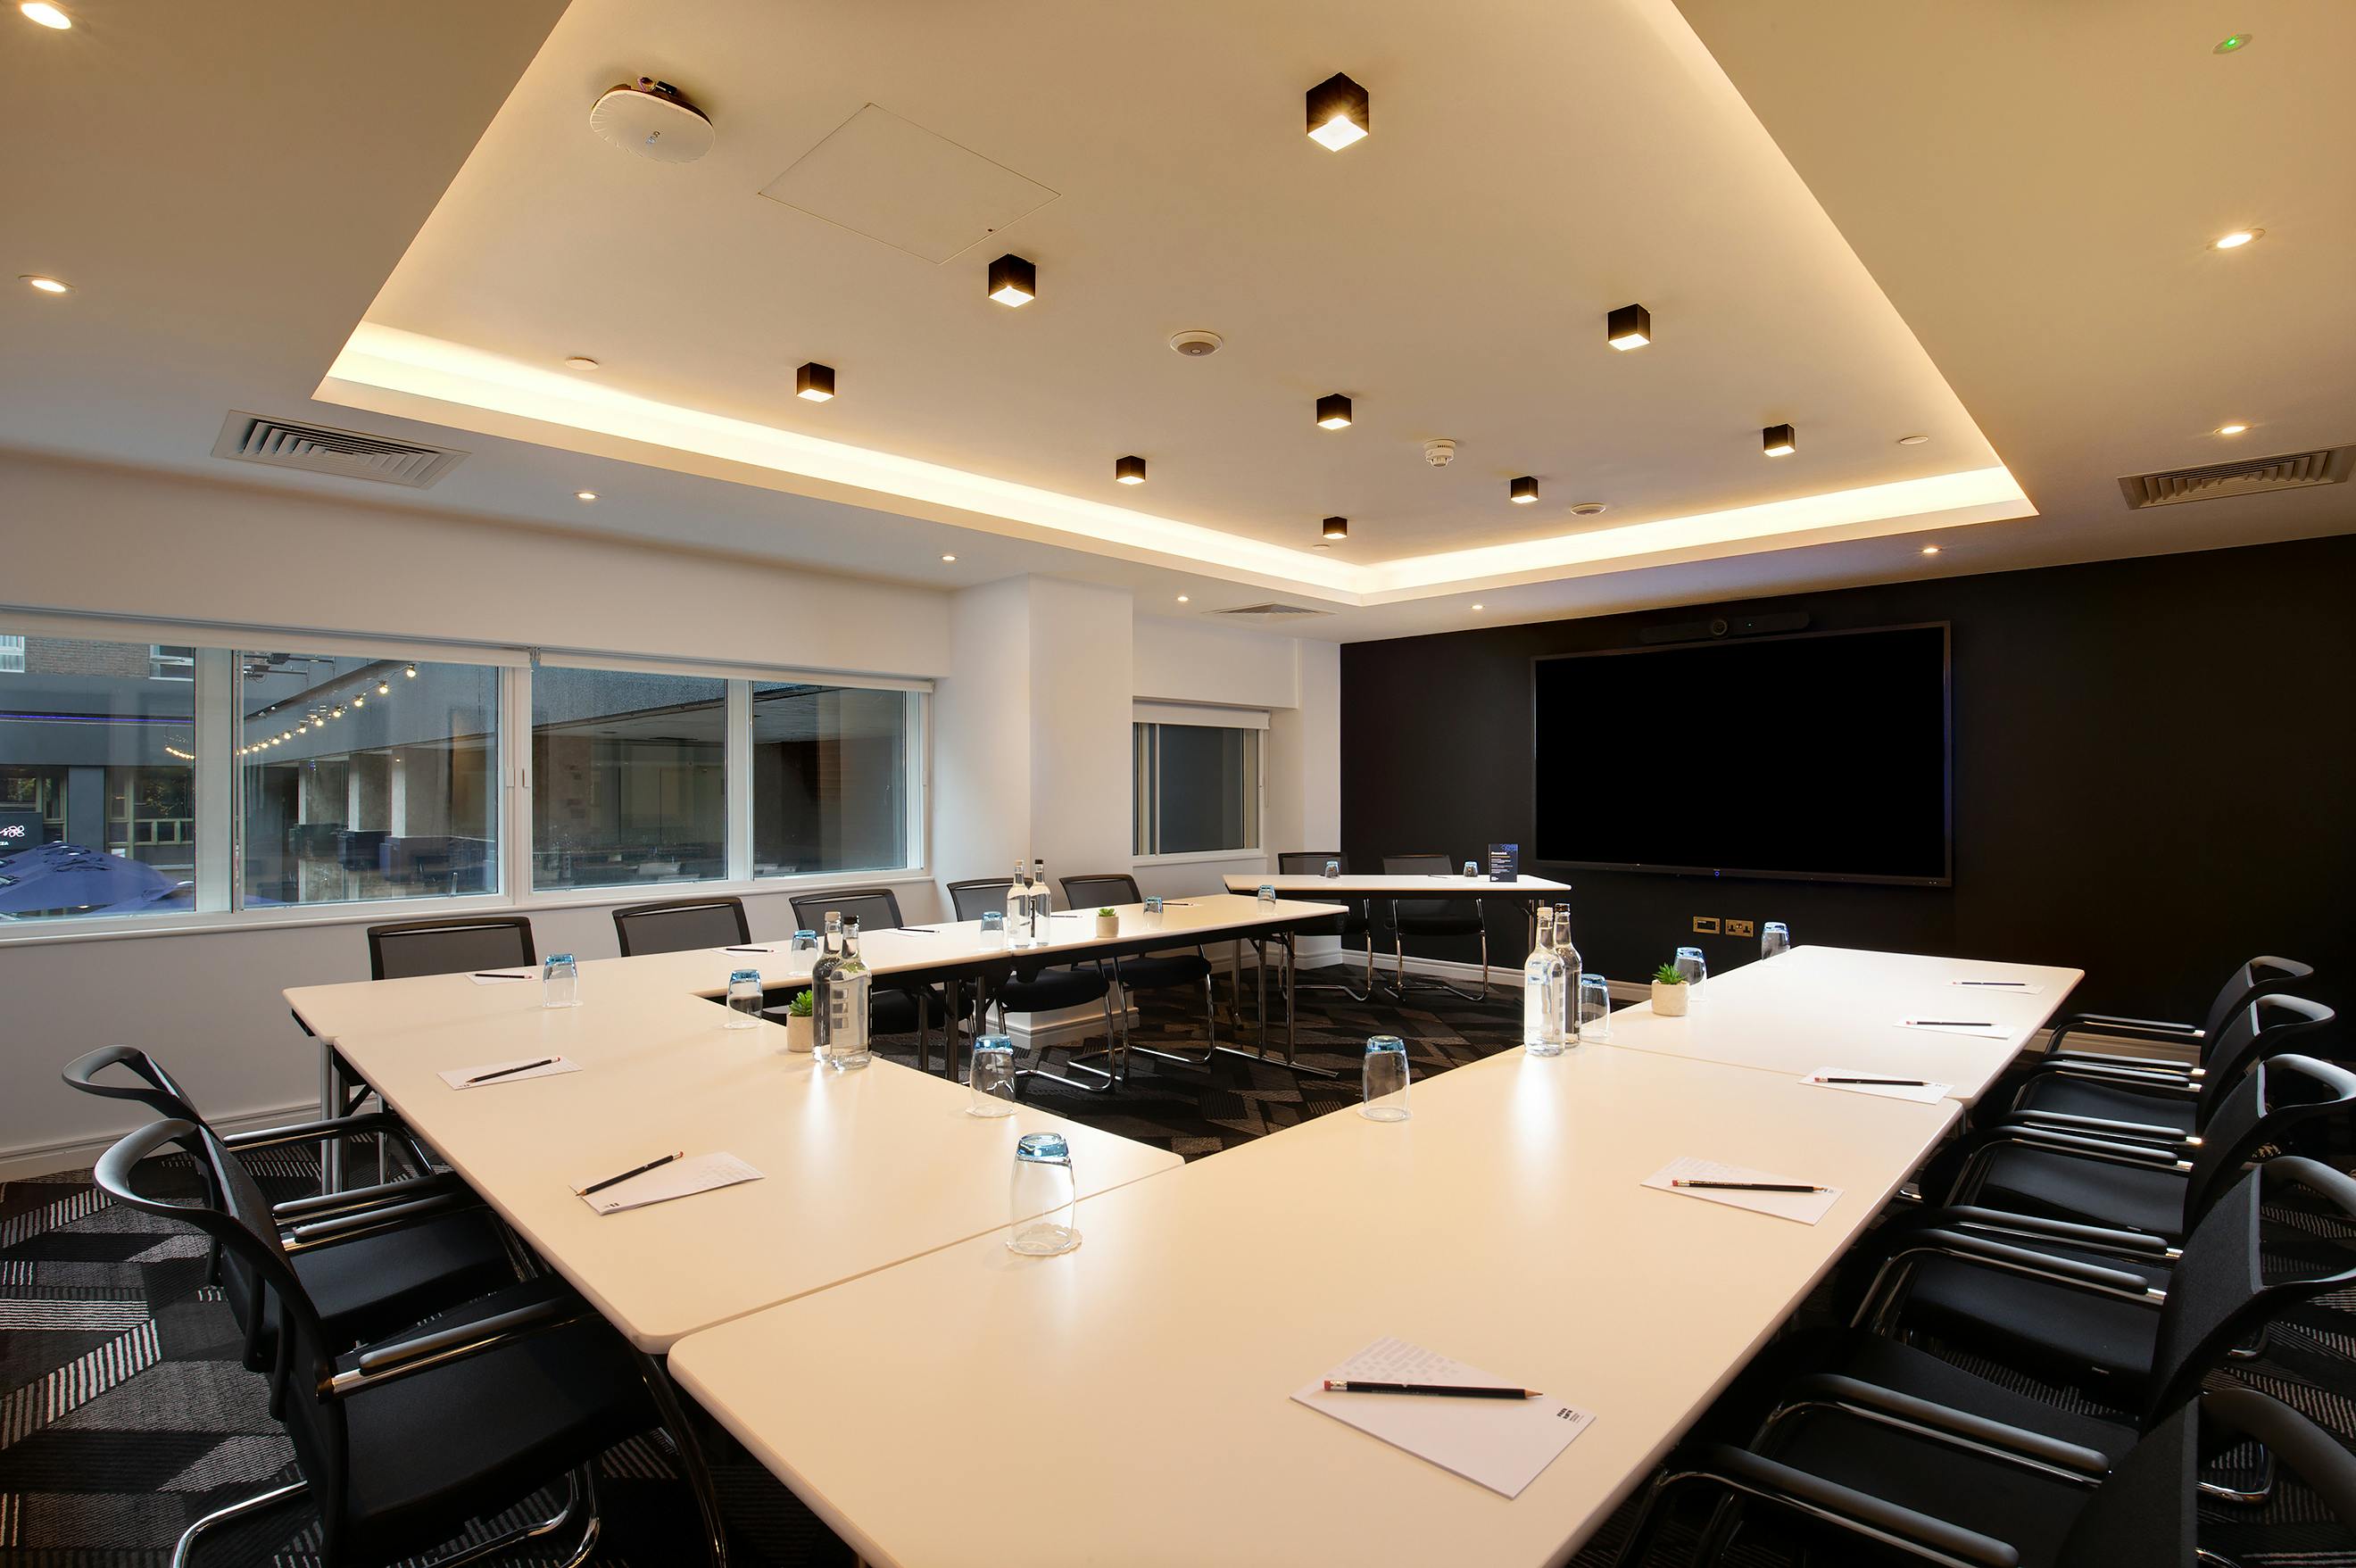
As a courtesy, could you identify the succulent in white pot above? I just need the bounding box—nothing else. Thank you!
[1095,907,1120,938]
[783,989,816,1052]
[1650,963,1690,1017]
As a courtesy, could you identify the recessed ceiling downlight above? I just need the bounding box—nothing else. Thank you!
[1569,502,1607,517]
[2216,422,2250,436]
[563,356,600,371]
[2212,228,2261,250]
[1897,434,1931,445]
[2214,31,2252,54]
[21,274,71,295]
[587,78,715,164]
[19,3,70,29]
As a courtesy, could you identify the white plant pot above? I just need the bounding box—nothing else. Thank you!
[1095,913,1120,938]
[1651,981,1690,1017]
[784,1013,815,1052]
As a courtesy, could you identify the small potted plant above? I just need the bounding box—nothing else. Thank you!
[1095,906,1120,938]
[1650,962,1690,1017]
[783,989,816,1052]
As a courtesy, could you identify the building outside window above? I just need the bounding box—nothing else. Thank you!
[237,651,499,906]
[533,667,727,891]
[1132,717,1262,857]
[751,682,914,877]
[0,629,197,921]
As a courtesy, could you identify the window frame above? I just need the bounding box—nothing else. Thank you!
[1131,707,1267,864]
[0,616,932,945]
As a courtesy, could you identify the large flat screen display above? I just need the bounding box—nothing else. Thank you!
[1532,624,1952,885]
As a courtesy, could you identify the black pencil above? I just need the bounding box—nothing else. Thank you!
[579,1151,683,1196]
[467,1057,556,1084]
[1323,1380,1540,1399]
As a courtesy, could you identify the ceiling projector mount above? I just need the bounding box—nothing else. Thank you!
[588,77,714,163]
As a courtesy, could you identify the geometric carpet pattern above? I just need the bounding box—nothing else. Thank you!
[5,966,2354,1565]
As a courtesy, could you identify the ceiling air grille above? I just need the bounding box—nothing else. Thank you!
[1212,602,1331,621]
[211,411,468,489]
[2118,445,2352,509]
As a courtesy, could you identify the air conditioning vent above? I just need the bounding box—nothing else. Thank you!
[1211,601,1330,620]
[2118,445,2352,510]
[212,411,468,489]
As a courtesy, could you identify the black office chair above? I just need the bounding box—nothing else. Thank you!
[2034,951,2315,1070]
[946,878,1122,1092]
[788,888,950,1072]
[62,1046,518,1411]
[1615,1384,2356,1568]
[1276,851,1377,1002]
[1947,1049,2353,1241]
[1060,872,1223,1079]
[364,914,536,981]
[611,893,750,957]
[1381,853,1488,1001]
[95,1117,685,1568]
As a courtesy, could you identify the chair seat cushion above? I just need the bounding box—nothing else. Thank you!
[326,1280,656,1566]
[1116,953,1212,991]
[261,1207,515,1370]
[1900,1240,2170,1404]
[1968,1145,2190,1237]
[870,986,949,1029]
[999,967,1112,1013]
[2013,1074,2200,1134]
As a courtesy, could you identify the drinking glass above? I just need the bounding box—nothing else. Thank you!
[1008,1132,1080,1255]
[724,968,763,1029]
[1760,922,1792,959]
[1462,860,1479,878]
[790,930,818,954]
[980,910,1005,938]
[542,953,580,1009]
[1577,974,1613,1041]
[1256,883,1276,907]
[1675,945,1707,992]
[967,1033,1017,1116]
[1360,1035,1411,1122]
[1323,859,1340,878]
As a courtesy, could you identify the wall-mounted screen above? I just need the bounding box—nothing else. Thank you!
[1532,624,1952,885]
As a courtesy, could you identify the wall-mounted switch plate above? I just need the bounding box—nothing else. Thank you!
[1691,916,1721,934]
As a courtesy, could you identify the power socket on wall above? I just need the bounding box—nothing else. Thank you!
[1725,918,1755,938]
[1690,916,1721,934]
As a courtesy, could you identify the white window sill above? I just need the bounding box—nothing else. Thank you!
[1132,848,1265,867]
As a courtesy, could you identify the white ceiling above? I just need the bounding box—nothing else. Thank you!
[2,0,2347,645]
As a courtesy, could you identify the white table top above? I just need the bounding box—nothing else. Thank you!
[1599,944,2082,1106]
[1224,873,1573,897]
[668,1041,1959,1568]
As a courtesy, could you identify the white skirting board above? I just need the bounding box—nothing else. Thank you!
[1,1099,319,1183]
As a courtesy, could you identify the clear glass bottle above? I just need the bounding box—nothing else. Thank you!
[1522,909,1566,1056]
[809,913,844,1055]
[824,917,874,1070]
[1550,904,1582,1047]
[1008,859,1033,950]
[1033,857,1051,933]
[542,952,580,1009]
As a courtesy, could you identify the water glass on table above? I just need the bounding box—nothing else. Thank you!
[790,930,818,954]
[724,968,763,1029]
[1576,973,1613,1041]
[1360,1034,1411,1122]
[968,1033,1017,1116]
[1462,860,1478,878]
[1760,922,1791,958]
[542,953,580,1009]
[1674,945,1707,993]
[1008,1132,1080,1255]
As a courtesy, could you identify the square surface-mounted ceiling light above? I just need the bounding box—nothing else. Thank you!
[1762,423,1797,457]
[1509,475,1539,504]
[1322,515,1349,540]
[987,253,1036,306]
[1115,454,1147,485]
[796,362,836,402]
[1315,394,1353,430]
[1306,72,1369,150]
[1606,303,1651,350]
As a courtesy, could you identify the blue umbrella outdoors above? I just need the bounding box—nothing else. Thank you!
[0,845,175,914]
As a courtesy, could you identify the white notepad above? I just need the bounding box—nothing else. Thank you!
[437,1056,581,1090]
[1291,1338,1593,1498]
[572,1152,763,1215]
[1644,1156,1842,1224]
[1896,1018,2012,1040]
[1801,1067,1951,1105]
[468,969,535,985]
[1951,980,2045,995]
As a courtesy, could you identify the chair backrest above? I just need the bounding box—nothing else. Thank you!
[2198,954,2318,1041]
[1383,853,1474,922]
[947,878,1012,922]
[611,895,749,958]
[2194,993,2337,1122]
[1277,851,1347,875]
[2179,1055,2356,1228]
[62,1044,200,1123]
[1060,873,1141,910]
[366,916,536,981]
[788,888,903,935]
[2144,1157,2356,1424]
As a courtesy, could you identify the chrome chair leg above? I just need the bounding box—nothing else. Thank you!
[636,1350,730,1568]
[424,1464,600,1568]
[172,1477,309,1568]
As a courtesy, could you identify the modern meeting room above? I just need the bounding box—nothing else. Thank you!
[4,2,2352,1564]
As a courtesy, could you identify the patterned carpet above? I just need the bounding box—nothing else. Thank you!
[4,967,2352,1565]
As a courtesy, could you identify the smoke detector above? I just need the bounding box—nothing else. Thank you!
[1423,438,1458,467]
[1569,502,1608,517]
[589,78,714,164]
[1168,329,1224,357]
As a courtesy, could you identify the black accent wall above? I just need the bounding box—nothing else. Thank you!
[1340,535,2355,1019]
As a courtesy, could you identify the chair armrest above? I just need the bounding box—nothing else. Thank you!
[1930,1205,2177,1257]
[2019,1058,2202,1095]
[280,1191,473,1252]
[1776,1373,2109,1481]
[271,1170,470,1223]
[2045,1049,2197,1077]
[2010,1108,2197,1143]
[1970,1124,2194,1169]
[328,1293,588,1397]
[2043,1012,2200,1058]
[1891,1228,2167,1305]
[1668,1444,2021,1568]
[227,1110,435,1166]
[2203,1388,2356,1525]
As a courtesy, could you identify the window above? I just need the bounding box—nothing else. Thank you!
[0,628,198,921]
[237,651,499,906]
[751,682,916,876]
[147,644,195,681]
[533,667,727,891]
[1132,719,1261,857]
